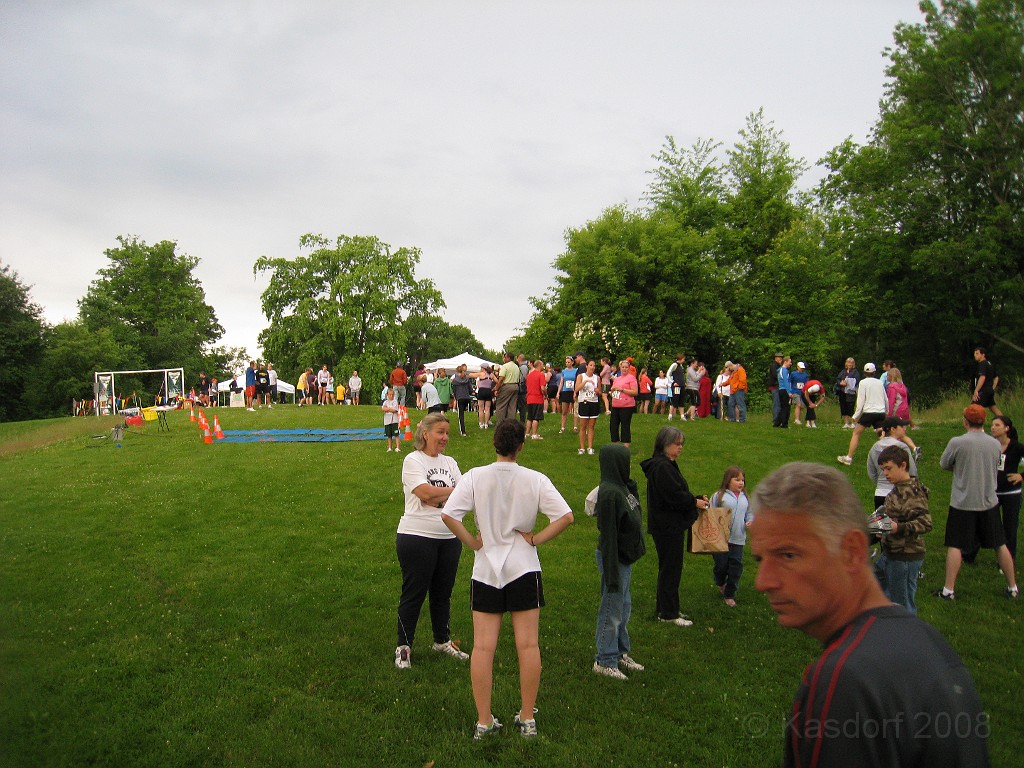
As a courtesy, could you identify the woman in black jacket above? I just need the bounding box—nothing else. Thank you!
[639,427,709,627]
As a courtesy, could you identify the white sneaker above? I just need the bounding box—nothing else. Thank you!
[395,645,411,669]
[587,448,595,455]
[659,615,694,627]
[593,662,627,680]
[578,448,585,455]
[811,423,817,428]
[837,455,853,466]
[246,407,255,412]
[268,404,273,409]
[619,654,645,672]
[794,419,801,425]
[432,640,469,660]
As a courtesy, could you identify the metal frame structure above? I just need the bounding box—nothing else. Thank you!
[93,368,185,415]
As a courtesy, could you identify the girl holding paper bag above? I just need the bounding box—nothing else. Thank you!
[709,467,753,607]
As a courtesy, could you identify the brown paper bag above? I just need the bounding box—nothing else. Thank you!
[689,506,732,553]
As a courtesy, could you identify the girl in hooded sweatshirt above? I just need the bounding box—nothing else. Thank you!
[593,443,647,680]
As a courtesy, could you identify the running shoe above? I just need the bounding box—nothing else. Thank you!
[473,716,502,740]
[513,716,538,738]
[432,640,469,660]
[394,645,411,669]
[592,662,627,681]
[619,654,645,672]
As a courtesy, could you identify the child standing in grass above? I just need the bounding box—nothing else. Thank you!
[382,388,400,452]
[710,466,752,607]
[875,445,932,614]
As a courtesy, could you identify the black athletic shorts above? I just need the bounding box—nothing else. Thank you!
[944,506,1006,551]
[578,401,600,419]
[471,571,545,613]
[559,390,575,404]
[857,412,886,429]
[527,403,544,421]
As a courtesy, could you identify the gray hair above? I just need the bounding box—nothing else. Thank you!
[653,426,684,456]
[413,413,450,451]
[750,462,867,552]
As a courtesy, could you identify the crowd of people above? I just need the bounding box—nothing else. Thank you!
[383,343,1015,763]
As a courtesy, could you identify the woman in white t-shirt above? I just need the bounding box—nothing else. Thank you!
[442,419,574,740]
[394,413,468,670]
[574,359,601,455]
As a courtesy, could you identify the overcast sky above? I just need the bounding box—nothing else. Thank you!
[1,0,925,356]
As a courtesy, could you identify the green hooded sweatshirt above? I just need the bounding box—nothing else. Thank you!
[596,443,646,592]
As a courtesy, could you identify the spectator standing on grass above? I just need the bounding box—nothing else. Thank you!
[196,372,210,407]
[255,361,270,408]
[991,415,1023,565]
[442,419,574,741]
[245,360,258,411]
[837,363,886,466]
[867,417,918,508]
[434,368,453,413]
[727,361,747,423]
[836,357,858,429]
[574,359,601,455]
[593,443,647,680]
[874,446,932,615]
[638,367,654,415]
[394,413,468,670]
[790,362,808,424]
[451,365,474,437]
[667,354,687,421]
[307,367,319,406]
[609,360,638,447]
[390,363,408,408]
[934,405,1018,601]
[296,368,309,407]
[546,363,561,415]
[768,352,783,425]
[267,364,277,406]
[713,365,730,420]
[654,369,670,415]
[750,462,989,767]
[773,356,792,428]
[710,466,752,608]
[382,388,401,453]
[493,352,521,425]
[348,370,362,406]
[558,355,578,433]
[476,364,494,429]
[599,357,614,415]
[640,427,704,627]
[516,354,530,424]
[696,364,712,419]
[525,359,547,440]
[317,365,331,405]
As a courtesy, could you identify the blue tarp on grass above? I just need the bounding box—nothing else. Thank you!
[219,428,387,443]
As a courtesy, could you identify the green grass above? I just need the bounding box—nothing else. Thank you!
[1,400,1020,767]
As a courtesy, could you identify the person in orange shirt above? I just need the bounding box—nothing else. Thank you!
[726,361,747,423]
[390,363,409,407]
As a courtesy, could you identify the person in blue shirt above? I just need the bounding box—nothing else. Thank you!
[790,362,809,425]
[773,356,792,428]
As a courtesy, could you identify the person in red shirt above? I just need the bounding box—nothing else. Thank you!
[525,359,547,439]
[637,367,654,414]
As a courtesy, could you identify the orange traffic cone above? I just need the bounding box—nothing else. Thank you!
[400,406,413,441]
[213,415,225,440]
[202,420,213,444]
[189,403,196,422]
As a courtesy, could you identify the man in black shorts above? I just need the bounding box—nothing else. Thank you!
[971,346,1003,417]
[750,462,989,766]
[934,404,1018,600]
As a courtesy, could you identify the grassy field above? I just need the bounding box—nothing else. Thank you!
[0,399,1020,767]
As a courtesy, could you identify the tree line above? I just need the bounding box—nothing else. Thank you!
[508,0,1023,406]
[2,0,1020,421]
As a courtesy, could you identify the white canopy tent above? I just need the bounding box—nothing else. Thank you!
[421,352,499,373]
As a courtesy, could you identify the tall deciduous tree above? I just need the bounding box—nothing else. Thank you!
[78,236,223,374]
[0,264,47,421]
[820,0,1024,393]
[255,234,445,401]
